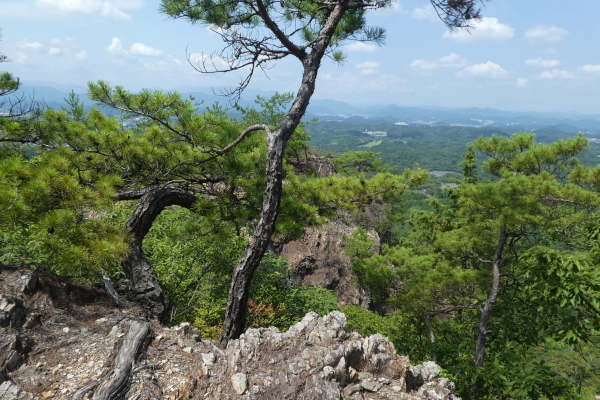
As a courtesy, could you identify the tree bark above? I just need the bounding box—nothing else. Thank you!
[472,228,508,400]
[218,3,349,347]
[422,314,437,363]
[121,187,197,320]
[72,320,151,400]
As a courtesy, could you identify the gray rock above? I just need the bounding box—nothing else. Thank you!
[342,383,361,396]
[378,377,391,385]
[0,380,21,400]
[321,366,335,380]
[188,312,459,399]
[17,271,37,296]
[201,352,216,366]
[0,334,25,373]
[107,325,120,339]
[231,372,247,394]
[419,361,441,380]
[276,220,380,306]
[0,295,26,328]
[361,380,382,392]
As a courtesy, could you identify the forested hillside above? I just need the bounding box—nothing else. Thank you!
[308,120,600,172]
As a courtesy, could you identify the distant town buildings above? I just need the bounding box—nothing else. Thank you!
[363,129,387,137]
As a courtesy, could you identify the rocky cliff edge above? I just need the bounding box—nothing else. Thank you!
[0,266,460,400]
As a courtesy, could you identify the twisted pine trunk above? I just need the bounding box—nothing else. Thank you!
[218,2,349,348]
[120,187,197,320]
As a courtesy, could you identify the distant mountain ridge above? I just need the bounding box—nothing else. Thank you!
[305,99,600,134]
[14,84,600,134]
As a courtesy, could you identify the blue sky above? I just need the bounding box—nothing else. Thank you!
[2,0,600,114]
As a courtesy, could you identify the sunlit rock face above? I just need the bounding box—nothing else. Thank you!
[192,311,461,400]
[276,219,379,307]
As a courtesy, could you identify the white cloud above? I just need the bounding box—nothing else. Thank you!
[188,52,208,66]
[13,52,29,64]
[444,17,514,42]
[345,42,378,52]
[130,43,163,57]
[374,0,404,16]
[412,4,439,23]
[459,62,508,79]
[18,40,44,51]
[525,58,560,68]
[410,53,466,71]
[75,50,88,60]
[525,25,569,43]
[35,0,142,20]
[107,37,124,55]
[356,61,380,75]
[410,59,437,71]
[107,37,163,58]
[439,53,467,67]
[536,69,574,80]
[580,65,600,74]
[188,52,230,71]
[517,78,529,88]
[14,36,85,63]
[2,3,31,18]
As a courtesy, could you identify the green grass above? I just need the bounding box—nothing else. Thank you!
[358,140,382,148]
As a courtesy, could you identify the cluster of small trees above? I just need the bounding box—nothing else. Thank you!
[344,133,600,399]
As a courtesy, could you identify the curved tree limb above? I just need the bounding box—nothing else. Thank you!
[122,187,197,320]
[255,0,306,60]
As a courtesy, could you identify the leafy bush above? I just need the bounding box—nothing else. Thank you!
[342,305,428,362]
[145,206,246,326]
[248,253,339,331]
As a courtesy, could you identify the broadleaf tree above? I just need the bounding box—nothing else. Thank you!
[160,0,489,347]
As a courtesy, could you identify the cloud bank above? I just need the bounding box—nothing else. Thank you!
[444,17,514,42]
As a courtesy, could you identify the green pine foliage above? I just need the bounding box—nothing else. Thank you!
[342,132,600,399]
[248,253,339,331]
[342,305,429,361]
[332,151,391,176]
[0,148,127,277]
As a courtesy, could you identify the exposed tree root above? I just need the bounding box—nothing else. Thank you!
[72,320,151,400]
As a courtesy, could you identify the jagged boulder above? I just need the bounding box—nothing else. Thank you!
[0,294,27,328]
[276,220,378,307]
[289,156,337,178]
[194,311,459,399]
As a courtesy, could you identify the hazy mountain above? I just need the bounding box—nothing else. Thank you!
[12,84,600,134]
